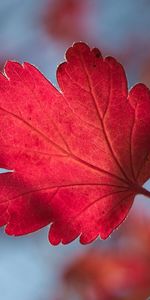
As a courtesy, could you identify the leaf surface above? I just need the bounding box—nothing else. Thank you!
[0,42,150,245]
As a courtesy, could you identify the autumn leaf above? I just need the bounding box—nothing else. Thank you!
[0,42,150,245]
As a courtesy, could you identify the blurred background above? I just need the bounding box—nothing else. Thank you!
[0,0,150,299]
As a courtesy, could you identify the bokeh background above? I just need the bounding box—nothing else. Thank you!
[1,0,150,299]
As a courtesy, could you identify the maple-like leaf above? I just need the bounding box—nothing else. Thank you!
[0,42,150,245]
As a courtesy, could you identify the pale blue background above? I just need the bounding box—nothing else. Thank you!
[0,1,150,299]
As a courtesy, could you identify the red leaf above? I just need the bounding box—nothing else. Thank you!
[0,42,150,245]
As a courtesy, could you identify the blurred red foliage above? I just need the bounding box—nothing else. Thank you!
[140,56,150,89]
[0,60,6,72]
[42,0,90,42]
[56,213,150,299]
